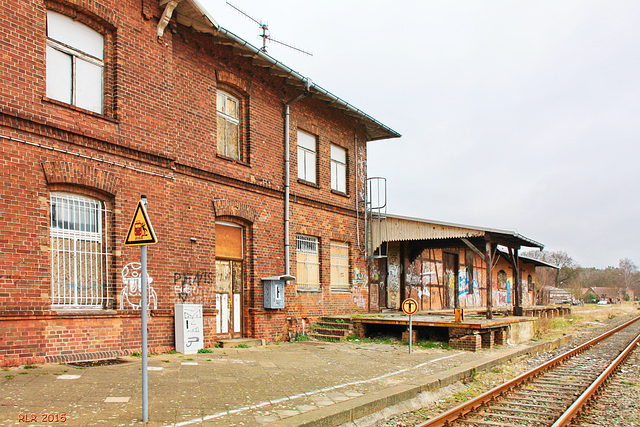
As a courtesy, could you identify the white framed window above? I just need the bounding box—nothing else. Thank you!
[330,144,346,193]
[217,91,240,160]
[296,235,319,290]
[330,241,350,292]
[46,11,104,114]
[50,193,109,308]
[297,130,316,184]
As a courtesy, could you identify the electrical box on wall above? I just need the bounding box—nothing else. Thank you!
[262,275,294,309]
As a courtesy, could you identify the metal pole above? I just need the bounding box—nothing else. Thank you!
[409,314,413,354]
[140,196,149,423]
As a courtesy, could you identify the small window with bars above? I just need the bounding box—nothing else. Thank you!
[296,235,319,291]
[50,193,110,308]
[330,241,350,292]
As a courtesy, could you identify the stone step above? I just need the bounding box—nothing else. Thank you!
[314,321,351,329]
[308,332,344,342]
[312,327,350,337]
[217,338,264,348]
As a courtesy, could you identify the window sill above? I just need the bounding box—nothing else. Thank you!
[331,189,349,198]
[297,179,320,189]
[42,97,117,123]
[216,153,250,167]
[296,288,322,293]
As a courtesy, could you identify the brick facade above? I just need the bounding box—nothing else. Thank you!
[0,0,397,366]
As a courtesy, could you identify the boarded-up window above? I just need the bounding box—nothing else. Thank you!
[216,223,243,260]
[330,241,350,292]
[296,235,319,290]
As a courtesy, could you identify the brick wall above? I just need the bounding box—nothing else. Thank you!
[0,0,384,366]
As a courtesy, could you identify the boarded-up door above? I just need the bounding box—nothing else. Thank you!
[443,252,459,309]
[215,223,243,338]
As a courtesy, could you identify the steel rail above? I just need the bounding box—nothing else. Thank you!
[550,330,640,427]
[418,315,640,427]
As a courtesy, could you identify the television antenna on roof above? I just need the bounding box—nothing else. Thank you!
[226,1,313,56]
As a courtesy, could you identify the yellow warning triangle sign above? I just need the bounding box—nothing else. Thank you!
[124,201,158,246]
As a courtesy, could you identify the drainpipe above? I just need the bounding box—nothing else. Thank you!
[284,79,312,276]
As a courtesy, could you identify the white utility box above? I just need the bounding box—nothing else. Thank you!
[175,304,204,354]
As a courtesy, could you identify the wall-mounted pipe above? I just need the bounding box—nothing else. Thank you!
[284,79,312,276]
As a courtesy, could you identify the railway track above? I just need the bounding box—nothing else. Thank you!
[418,315,640,427]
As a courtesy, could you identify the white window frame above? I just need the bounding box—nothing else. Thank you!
[330,241,350,292]
[216,91,240,160]
[296,235,320,291]
[46,11,104,114]
[50,193,109,308]
[297,130,317,184]
[330,144,347,193]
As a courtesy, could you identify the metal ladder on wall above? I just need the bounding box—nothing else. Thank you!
[364,177,388,261]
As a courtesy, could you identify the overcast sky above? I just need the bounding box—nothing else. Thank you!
[200,0,640,269]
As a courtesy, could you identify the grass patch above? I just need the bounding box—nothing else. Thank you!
[236,344,250,348]
[197,348,214,353]
[621,380,638,387]
[295,334,311,342]
[131,352,142,358]
[162,360,170,363]
[4,375,14,380]
[23,365,38,370]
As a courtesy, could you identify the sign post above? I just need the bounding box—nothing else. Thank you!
[402,298,418,354]
[124,196,157,423]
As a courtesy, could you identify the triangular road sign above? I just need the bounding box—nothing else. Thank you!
[124,201,158,246]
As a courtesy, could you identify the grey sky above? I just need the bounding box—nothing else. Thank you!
[201,0,640,269]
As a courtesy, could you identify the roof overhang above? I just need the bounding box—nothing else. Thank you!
[161,1,401,142]
[373,214,544,257]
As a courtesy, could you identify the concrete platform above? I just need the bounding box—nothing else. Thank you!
[218,338,264,348]
[0,334,577,427]
[353,311,537,349]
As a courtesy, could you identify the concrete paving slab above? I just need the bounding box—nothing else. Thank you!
[0,336,574,427]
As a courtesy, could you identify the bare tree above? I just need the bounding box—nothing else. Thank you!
[618,258,640,295]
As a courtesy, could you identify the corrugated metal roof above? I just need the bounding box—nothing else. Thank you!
[373,213,544,251]
[164,1,401,141]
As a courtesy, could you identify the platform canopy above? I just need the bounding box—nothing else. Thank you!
[373,213,544,263]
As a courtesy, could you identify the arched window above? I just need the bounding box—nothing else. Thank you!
[46,11,104,113]
[50,192,108,308]
[216,90,240,160]
[497,270,507,288]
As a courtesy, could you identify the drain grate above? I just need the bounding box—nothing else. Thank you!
[67,358,128,368]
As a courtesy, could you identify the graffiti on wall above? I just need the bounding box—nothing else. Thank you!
[458,268,482,307]
[173,270,215,304]
[121,262,157,310]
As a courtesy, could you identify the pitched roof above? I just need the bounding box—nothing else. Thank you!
[162,0,401,141]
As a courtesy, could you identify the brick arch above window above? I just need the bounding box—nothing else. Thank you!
[212,199,257,223]
[42,161,120,196]
[46,0,118,31]
[215,70,251,94]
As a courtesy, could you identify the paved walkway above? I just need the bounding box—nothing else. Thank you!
[0,338,569,427]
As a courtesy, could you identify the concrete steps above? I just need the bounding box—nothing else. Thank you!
[309,316,354,341]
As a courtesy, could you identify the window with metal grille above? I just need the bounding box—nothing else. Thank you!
[50,193,109,308]
[297,130,316,184]
[330,145,346,193]
[330,241,350,292]
[217,90,240,160]
[296,235,319,290]
[46,11,104,114]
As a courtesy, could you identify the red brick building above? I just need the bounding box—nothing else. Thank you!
[0,0,399,367]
